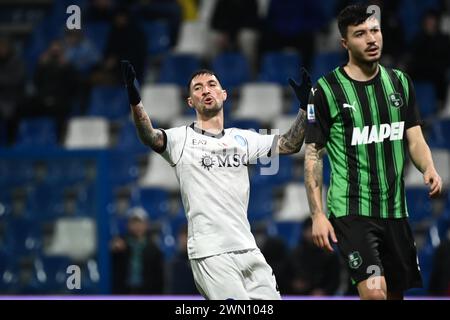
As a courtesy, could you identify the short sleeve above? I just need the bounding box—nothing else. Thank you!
[235,129,278,164]
[404,73,422,129]
[159,126,187,166]
[305,85,332,148]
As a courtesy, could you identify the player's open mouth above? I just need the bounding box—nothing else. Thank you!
[203,97,214,104]
[366,46,379,54]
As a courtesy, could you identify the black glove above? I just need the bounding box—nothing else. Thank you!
[288,68,312,111]
[121,60,141,106]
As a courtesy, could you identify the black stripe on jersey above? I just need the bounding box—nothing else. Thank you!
[353,83,381,218]
[331,71,360,216]
[375,75,397,218]
[389,70,408,215]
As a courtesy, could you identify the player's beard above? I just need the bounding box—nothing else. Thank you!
[198,101,223,118]
[351,45,382,67]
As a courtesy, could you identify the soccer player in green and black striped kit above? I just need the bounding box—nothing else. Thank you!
[304,4,442,300]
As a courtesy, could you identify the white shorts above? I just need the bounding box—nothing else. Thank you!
[190,249,281,300]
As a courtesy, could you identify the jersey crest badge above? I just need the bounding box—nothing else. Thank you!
[234,135,246,147]
[389,92,403,108]
[348,251,363,269]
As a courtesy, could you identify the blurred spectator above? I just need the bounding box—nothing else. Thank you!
[429,231,450,296]
[62,29,101,75]
[370,0,405,67]
[210,0,260,67]
[21,40,79,138]
[284,218,341,296]
[178,0,199,21]
[166,224,198,294]
[136,0,182,47]
[408,10,450,108]
[260,235,290,294]
[260,0,327,69]
[0,36,25,144]
[85,0,115,23]
[441,0,450,36]
[111,207,164,294]
[91,6,147,85]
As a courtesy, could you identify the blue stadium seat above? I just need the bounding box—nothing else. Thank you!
[414,82,437,119]
[247,186,274,222]
[226,119,262,131]
[251,156,294,187]
[142,20,171,56]
[258,51,302,85]
[5,218,42,256]
[273,221,303,249]
[323,155,331,186]
[14,118,58,149]
[436,208,450,239]
[87,86,129,120]
[158,54,201,87]
[311,52,346,82]
[159,220,176,259]
[212,52,251,91]
[139,188,171,221]
[108,152,140,186]
[0,160,35,187]
[0,250,17,292]
[83,22,111,54]
[115,120,151,153]
[39,255,74,293]
[44,159,88,185]
[427,119,450,149]
[405,187,433,225]
[29,184,67,221]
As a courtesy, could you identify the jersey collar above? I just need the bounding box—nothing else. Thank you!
[189,122,225,139]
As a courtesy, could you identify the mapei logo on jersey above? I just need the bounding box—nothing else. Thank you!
[200,153,247,171]
[389,92,403,108]
[307,104,316,123]
[351,121,404,146]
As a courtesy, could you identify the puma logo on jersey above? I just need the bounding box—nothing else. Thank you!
[343,101,357,112]
[351,121,405,145]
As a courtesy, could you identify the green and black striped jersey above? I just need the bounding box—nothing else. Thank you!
[305,65,422,219]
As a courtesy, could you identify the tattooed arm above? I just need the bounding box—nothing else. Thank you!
[121,60,165,151]
[277,68,311,155]
[131,102,165,150]
[304,143,337,252]
[277,108,307,155]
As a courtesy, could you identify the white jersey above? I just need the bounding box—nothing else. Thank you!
[159,123,277,259]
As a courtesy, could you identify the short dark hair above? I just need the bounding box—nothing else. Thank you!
[337,4,374,38]
[187,69,221,92]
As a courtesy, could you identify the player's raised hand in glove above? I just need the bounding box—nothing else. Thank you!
[288,68,312,111]
[121,60,141,106]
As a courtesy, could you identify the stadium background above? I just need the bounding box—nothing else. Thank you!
[0,0,449,298]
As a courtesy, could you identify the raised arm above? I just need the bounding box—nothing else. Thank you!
[277,68,311,155]
[277,108,307,154]
[304,142,337,252]
[121,60,165,151]
[406,125,442,198]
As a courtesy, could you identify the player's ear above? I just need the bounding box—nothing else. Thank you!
[222,89,227,101]
[341,37,348,50]
[187,96,194,108]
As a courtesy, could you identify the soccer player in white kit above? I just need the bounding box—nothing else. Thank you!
[121,60,311,299]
